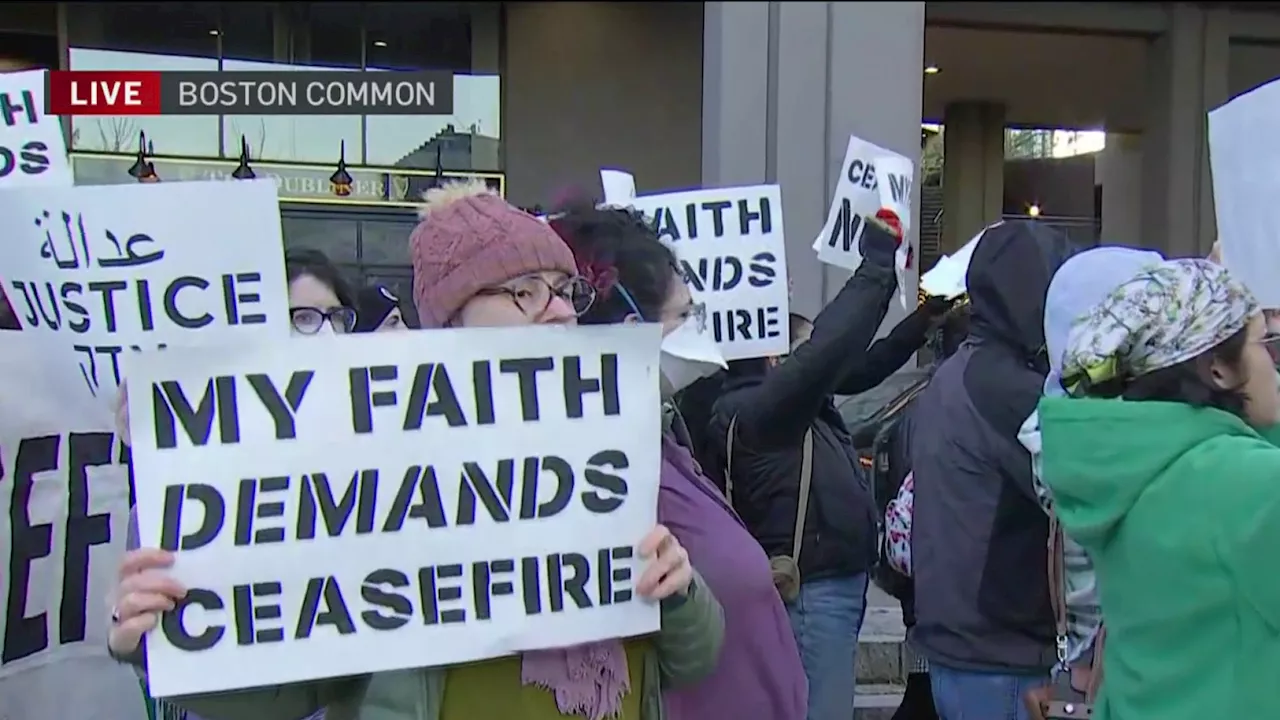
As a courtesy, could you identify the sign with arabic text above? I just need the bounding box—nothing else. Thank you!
[0,180,292,396]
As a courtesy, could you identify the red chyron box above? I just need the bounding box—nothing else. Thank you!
[47,71,163,116]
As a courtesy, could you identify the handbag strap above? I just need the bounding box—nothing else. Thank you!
[725,416,816,561]
[1048,514,1105,703]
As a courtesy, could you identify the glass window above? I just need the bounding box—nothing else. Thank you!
[363,3,501,171]
[222,3,363,165]
[67,2,220,156]
[282,215,358,263]
[360,219,415,267]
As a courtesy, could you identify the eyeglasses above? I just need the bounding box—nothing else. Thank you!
[475,275,596,318]
[291,306,356,334]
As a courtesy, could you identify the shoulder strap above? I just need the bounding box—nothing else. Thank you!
[1049,514,1104,703]
[724,416,738,509]
[792,430,815,561]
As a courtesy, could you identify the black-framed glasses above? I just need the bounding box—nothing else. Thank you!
[291,306,356,335]
[475,274,596,318]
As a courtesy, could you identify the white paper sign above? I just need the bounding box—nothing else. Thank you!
[128,325,664,698]
[614,185,789,360]
[0,70,71,189]
[600,169,637,204]
[0,333,143,720]
[918,223,997,299]
[812,136,917,307]
[0,180,291,396]
[1209,77,1280,307]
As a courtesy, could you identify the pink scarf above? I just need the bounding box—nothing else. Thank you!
[521,641,630,719]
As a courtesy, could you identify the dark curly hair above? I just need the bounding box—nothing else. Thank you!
[547,200,682,325]
[285,248,356,309]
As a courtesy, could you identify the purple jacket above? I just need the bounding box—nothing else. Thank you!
[657,434,807,720]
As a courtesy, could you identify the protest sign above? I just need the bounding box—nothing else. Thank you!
[0,333,143,720]
[616,185,789,360]
[0,179,291,396]
[918,224,993,299]
[813,136,916,307]
[1209,77,1280,307]
[600,169,637,204]
[0,70,71,189]
[127,324,664,698]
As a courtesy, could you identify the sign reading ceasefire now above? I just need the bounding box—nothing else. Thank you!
[46,71,455,116]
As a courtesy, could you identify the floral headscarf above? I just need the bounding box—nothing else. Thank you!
[1060,258,1258,393]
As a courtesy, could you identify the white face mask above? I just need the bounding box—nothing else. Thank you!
[659,316,726,397]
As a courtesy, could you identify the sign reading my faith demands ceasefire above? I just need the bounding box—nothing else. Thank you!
[127,324,664,698]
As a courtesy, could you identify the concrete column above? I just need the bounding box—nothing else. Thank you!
[940,101,1005,254]
[702,1,925,323]
[1096,133,1143,244]
[1140,3,1229,258]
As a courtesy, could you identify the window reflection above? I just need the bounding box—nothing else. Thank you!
[65,2,502,170]
[282,215,358,263]
[360,220,414,267]
[67,2,219,156]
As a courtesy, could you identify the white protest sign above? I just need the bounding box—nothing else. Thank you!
[918,223,997,299]
[600,169,637,204]
[812,136,917,306]
[0,333,144,720]
[0,179,291,397]
[617,185,789,360]
[0,70,71,189]
[128,324,664,698]
[1209,77,1280,307]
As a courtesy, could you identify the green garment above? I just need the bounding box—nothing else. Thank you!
[1038,396,1280,720]
[164,572,724,720]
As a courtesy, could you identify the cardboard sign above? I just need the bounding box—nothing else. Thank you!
[0,334,143,720]
[0,70,71,189]
[812,136,916,307]
[1209,77,1280,307]
[0,179,291,396]
[127,324,664,698]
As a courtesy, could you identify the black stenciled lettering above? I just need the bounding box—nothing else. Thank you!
[361,569,412,630]
[86,280,128,333]
[700,200,731,238]
[563,354,620,418]
[297,470,378,540]
[419,564,466,625]
[12,281,62,330]
[888,173,911,206]
[682,253,777,293]
[165,276,214,330]
[247,371,314,440]
[235,476,289,545]
[847,158,877,190]
[709,306,782,344]
[456,459,515,524]
[2,436,57,664]
[547,553,592,612]
[471,360,496,424]
[738,195,772,235]
[232,581,284,645]
[0,140,50,179]
[160,483,226,551]
[60,432,114,645]
[498,357,552,421]
[403,363,467,430]
[747,252,778,288]
[648,206,681,243]
[295,576,356,639]
[382,465,447,532]
[0,90,37,127]
[59,282,90,333]
[152,376,240,450]
[136,279,155,331]
[826,197,864,254]
[597,545,635,605]
[472,558,516,621]
[519,455,573,520]
[521,557,543,615]
[161,588,225,651]
[223,272,267,325]
[582,449,629,514]
[349,365,398,434]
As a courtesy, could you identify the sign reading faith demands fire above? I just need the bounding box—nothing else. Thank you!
[127,324,664,698]
[0,179,291,396]
[626,185,790,361]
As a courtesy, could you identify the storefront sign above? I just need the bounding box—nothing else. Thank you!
[70,152,503,207]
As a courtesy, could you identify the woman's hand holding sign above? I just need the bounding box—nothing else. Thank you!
[637,524,693,599]
[109,548,185,657]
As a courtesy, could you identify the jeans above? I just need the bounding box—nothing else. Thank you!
[786,573,869,720]
[928,662,1047,720]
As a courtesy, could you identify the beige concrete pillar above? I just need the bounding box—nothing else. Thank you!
[940,101,1005,254]
[1096,133,1143,244]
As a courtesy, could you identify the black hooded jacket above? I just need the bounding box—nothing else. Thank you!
[907,221,1079,672]
[706,259,929,582]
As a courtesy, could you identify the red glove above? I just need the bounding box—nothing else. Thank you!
[874,208,904,244]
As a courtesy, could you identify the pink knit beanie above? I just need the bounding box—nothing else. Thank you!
[409,180,577,328]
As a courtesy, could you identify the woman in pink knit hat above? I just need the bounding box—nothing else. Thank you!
[110,180,725,720]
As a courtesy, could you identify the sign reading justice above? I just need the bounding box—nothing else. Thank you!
[126,325,664,698]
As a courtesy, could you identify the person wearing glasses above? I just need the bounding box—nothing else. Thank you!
[550,201,807,720]
[284,248,359,336]
[110,180,723,720]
